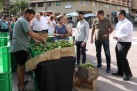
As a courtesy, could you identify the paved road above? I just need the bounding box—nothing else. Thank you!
[72,27,137,91]
[12,27,137,91]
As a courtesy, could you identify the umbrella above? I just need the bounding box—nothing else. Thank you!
[66,12,78,17]
[84,13,96,18]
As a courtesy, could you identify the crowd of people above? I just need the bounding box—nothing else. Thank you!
[0,8,133,91]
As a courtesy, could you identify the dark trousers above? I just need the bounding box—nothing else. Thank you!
[76,41,86,64]
[95,39,111,68]
[1,29,8,32]
[115,42,132,76]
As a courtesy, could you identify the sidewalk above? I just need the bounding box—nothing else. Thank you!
[12,27,137,91]
[72,27,137,91]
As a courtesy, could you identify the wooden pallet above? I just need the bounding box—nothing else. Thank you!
[77,77,96,90]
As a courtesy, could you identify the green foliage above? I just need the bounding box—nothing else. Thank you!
[31,40,74,52]
[10,0,34,15]
[81,63,94,69]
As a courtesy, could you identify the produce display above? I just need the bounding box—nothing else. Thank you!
[31,39,73,52]
[81,63,94,69]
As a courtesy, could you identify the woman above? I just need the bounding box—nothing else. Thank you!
[63,16,73,36]
[48,15,56,36]
[9,17,16,40]
[53,16,70,40]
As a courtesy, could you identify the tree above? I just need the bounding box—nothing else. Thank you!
[0,0,4,11]
[10,0,33,16]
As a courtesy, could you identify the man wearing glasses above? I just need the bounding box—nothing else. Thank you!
[112,9,133,81]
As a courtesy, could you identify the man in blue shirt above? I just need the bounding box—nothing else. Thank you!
[0,17,9,32]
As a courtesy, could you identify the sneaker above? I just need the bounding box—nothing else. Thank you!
[75,64,79,68]
[106,68,110,73]
[18,80,29,87]
[97,65,102,69]
[18,87,29,91]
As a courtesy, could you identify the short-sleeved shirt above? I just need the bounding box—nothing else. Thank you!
[10,16,31,53]
[92,17,112,41]
[0,21,8,29]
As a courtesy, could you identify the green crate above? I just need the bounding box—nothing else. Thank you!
[0,72,12,91]
[10,53,17,72]
[0,37,8,47]
[0,46,11,73]
[47,37,52,42]
[33,73,39,91]
[68,36,75,45]
[0,32,9,37]
[30,50,43,58]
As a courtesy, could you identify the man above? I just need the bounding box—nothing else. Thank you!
[112,9,133,81]
[0,17,9,32]
[90,10,113,73]
[31,13,44,33]
[75,11,89,67]
[41,12,49,33]
[10,9,46,91]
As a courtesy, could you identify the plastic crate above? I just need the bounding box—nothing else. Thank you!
[47,37,52,42]
[0,37,8,47]
[33,73,39,91]
[10,53,17,72]
[0,46,11,73]
[30,50,42,58]
[0,32,9,37]
[0,72,12,91]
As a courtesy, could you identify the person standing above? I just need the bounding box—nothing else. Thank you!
[31,13,44,33]
[75,11,89,66]
[112,9,133,81]
[90,10,113,73]
[53,16,70,40]
[9,17,16,41]
[10,9,46,91]
[41,12,49,33]
[0,17,9,32]
[48,15,56,36]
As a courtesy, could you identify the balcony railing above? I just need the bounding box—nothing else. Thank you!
[29,0,46,3]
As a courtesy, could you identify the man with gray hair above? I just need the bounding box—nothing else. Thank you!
[31,13,44,33]
[41,12,49,33]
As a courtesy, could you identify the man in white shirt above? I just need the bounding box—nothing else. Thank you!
[75,11,89,67]
[41,12,49,33]
[112,9,133,81]
[31,13,43,33]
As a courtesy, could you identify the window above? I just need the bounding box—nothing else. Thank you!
[93,2,96,6]
[85,1,90,6]
[38,2,44,7]
[107,4,109,8]
[112,4,116,9]
[78,1,85,6]
[99,2,103,7]
[78,1,90,6]
[66,1,71,6]
[56,1,61,6]
[46,2,51,6]
[31,3,36,7]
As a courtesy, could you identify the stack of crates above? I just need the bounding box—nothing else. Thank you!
[0,32,12,91]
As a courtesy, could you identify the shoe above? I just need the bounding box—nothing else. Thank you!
[75,64,79,68]
[97,65,102,69]
[112,72,123,76]
[123,75,131,81]
[18,87,30,91]
[106,68,110,73]
[18,80,29,87]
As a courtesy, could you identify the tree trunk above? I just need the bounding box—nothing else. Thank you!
[21,8,25,16]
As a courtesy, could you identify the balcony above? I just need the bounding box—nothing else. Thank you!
[29,0,46,3]
[130,1,137,9]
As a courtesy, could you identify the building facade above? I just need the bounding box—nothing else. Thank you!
[29,0,133,23]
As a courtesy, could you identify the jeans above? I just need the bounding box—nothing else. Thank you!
[115,42,132,76]
[76,41,86,64]
[95,39,111,68]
